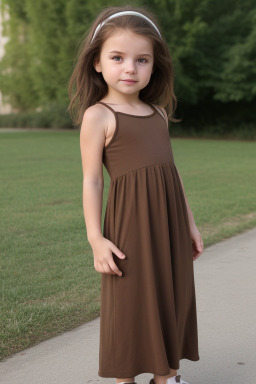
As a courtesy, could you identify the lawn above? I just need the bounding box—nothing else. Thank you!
[0,131,256,360]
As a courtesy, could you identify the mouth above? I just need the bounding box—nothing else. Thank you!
[121,79,137,83]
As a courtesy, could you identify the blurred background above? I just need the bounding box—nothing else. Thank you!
[0,0,256,361]
[0,0,256,137]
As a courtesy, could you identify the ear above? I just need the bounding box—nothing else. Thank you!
[94,58,102,73]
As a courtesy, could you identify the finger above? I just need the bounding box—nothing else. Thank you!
[192,241,198,254]
[197,244,203,254]
[111,244,126,260]
[102,263,115,275]
[195,239,203,253]
[193,248,203,261]
[108,258,123,277]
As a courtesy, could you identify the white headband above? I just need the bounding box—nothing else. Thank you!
[91,11,162,43]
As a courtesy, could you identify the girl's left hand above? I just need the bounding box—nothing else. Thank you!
[190,224,204,261]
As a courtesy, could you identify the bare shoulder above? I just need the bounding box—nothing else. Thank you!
[79,104,108,158]
[80,104,111,183]
[80,104,107,148]
[81,103,117,150]
[81,103,108,134]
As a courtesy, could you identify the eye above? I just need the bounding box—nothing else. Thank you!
[112,56,122,61]
[138,58,148,63]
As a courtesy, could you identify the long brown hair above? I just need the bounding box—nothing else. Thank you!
[68,4,180,126]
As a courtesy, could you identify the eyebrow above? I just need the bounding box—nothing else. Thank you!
[109,50,152,57]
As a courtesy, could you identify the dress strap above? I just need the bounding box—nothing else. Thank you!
[96,101,167,126]
[95,101,117,116]
[148,102,168,127]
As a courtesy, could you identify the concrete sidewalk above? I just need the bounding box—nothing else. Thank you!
[1,228,256,384]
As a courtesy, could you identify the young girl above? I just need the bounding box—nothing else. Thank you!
[68,5,204,384]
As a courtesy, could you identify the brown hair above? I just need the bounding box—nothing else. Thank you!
[68,4,180,126]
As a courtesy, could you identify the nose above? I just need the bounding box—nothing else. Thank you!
[124,59,136,73]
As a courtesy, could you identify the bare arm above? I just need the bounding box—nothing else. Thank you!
[158,106,204,260]
[176,169,204,261]
[80,105,126,275]
[80,106,105,244]
[176,169,196,229]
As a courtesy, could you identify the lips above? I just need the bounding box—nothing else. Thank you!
[121,79,137,83]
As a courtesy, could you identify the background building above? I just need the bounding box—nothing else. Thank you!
[0,8,12,114]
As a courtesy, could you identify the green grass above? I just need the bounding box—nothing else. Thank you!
[172,138,256,243]
[1,131,256,360]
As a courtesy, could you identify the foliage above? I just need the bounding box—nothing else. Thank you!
[0,102,73,128]
[0,0,255,129]
[144,0,256,104]
[0,0,124,111]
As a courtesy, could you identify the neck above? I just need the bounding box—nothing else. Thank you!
[103,90,141,106]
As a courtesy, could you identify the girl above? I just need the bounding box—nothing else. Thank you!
[68,5,204,384]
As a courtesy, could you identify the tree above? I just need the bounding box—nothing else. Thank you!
[143,0,256,104]
[1,0,255,117]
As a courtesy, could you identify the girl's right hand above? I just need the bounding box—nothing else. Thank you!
[89,235,126,277]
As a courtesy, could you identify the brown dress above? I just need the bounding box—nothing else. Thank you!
[97,101,199,378]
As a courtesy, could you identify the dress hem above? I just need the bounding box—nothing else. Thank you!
[98,354,200,378]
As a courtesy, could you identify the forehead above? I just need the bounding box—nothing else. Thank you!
[101,29,153,54]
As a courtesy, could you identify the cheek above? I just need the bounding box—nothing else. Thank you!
[100,63,117,79]
[108,65,122,77]
[141,65,154,77]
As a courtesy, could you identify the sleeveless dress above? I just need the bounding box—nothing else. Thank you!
[97,101,199,378]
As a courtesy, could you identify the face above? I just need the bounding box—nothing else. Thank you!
[94,29,154,100]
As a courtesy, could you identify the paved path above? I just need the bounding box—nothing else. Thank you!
[1,228,256,384]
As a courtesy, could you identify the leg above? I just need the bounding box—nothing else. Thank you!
[154,368,177,384]
[116,377,135,384]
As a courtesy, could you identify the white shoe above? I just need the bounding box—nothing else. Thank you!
[167,375,190,384]
[118,382,137,384]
